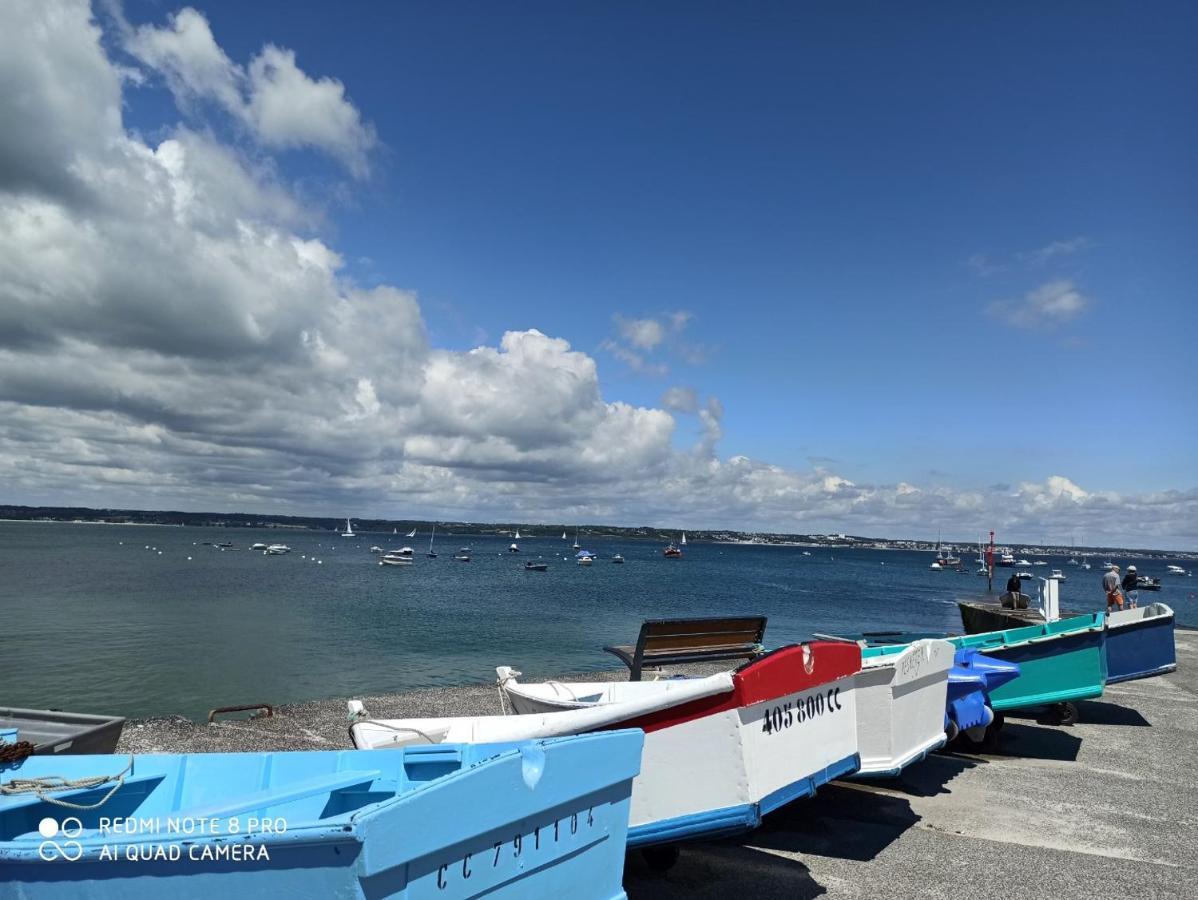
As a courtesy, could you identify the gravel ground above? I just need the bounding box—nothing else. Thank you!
[114,635,1196,899]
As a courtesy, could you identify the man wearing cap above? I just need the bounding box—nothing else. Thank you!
[1122,565,1140,608]
[1103,564,1124,611]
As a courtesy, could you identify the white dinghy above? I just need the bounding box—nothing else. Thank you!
[350,643,862,849]
[849,638,954,777]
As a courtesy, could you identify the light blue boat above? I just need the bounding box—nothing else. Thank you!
[0,732,642,899]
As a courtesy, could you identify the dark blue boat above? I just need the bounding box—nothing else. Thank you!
[1105,603,1177,684]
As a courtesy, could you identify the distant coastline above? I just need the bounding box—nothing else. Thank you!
[1,504,1192,559]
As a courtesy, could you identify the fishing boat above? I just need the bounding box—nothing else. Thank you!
[1134,575,1162,591]
[1105,603,1177,683]
[341,518,355,537]
[524,561,548,572]
[663,542,682,558]
[355,643,862,849]
[379,552,412,566]
[846,639,955,777]
[0,736,643,899]
[612,554,625,564]
[427,524,438,558]
[0,708,125,756]
[998,551,1015,567]
[947,613,1107,724]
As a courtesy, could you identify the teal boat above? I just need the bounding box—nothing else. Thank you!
[943,613,1107,724]
[843,612,1107,725]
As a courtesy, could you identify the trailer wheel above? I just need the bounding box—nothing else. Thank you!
[1054,702,1079,726]
[991,712,1005,732]
[641,845,680,873]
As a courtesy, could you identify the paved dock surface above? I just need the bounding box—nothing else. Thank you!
[118,634,1196,899]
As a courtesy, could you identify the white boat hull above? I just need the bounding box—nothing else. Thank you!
[850,639,953,777]
[353,643,862,846]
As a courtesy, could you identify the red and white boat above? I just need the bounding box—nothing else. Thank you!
[350,643,862,847]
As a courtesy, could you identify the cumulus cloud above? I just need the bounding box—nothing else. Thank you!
[0,2,1193,548]
[987,280,1089,329]
[124,6,377,176]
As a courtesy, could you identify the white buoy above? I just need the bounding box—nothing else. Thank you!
[187,556,192,561]
[145,545,150,550]
[157,551,162,555]
[318,560,323,565]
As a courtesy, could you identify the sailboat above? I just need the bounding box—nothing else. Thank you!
[427,524,437,558]
[406,527,417,538]
[681,532,687,546]
[561,531,567,541]
[514,528,522,540]
[572,528,581,551]
[341,518,355,537]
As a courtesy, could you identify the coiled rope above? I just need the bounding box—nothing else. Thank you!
[0,756,134,810]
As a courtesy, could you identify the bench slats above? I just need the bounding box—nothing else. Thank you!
[604,616,767,680]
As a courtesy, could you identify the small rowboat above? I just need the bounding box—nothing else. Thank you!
[0,735,643,898]
[1105,602,1176,684]
[0,708,125,757]
[352,643,862,848]
[850,639,954,777]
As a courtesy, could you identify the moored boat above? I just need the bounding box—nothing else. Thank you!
[264,543,290,555]
[353,643,863,849]
[662,543,682,558]
[0,736,643,898]
[1105,602,1176,684]
[612,554,624,564]
[379,552,412,566]
[524,561,548,572]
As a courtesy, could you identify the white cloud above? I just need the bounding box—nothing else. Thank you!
[124,6,377,176]
[0,3,1192,548]
[987,280,1089,329]
[1019,236,1093,266]
[614,315,665,350]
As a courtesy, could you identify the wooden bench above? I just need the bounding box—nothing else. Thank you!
[603,616,768,681]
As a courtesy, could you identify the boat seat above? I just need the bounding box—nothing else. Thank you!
[169,769,383,821]
[604,616,767,681]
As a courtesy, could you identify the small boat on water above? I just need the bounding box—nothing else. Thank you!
[1102,560,1117,572]
[576,551,594,566]
[264,544,290,555]
[369,545,383,553]
[612,554,625,564]
[662,542,682,558]
[379,552,412,566]
[406,527,417,538]
[341,517,355,537]
[427,525,438,558]
[1166,565,1188,576]
[0,736,643,898]
[454,548,471,562]
[1134,575,1162,591]
[1049,569,1066,581]
[998,551,1015,567]
[509,543,520,553]
[249,542,267,551]
[356,643,861,850]
[0,708,125,756]
[1105,603,1177,683]
[524,561,548,572]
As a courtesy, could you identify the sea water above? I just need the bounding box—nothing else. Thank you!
[1,521,1191,719]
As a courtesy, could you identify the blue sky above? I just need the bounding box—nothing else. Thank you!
[1,1,1194,545]
[120,1,1196,490]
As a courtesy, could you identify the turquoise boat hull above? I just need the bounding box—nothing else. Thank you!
[943,613,1108,711]
[0,733,642,899]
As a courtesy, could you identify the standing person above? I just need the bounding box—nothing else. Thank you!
[1103,564,1124,611]
[1122,565,1140,609]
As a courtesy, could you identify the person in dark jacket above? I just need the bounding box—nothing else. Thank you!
[1006,573,1022,595]
[1121,565,1140,608]
[1003,572,1023,608]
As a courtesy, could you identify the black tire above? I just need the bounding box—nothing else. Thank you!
[1055,702,1079,726]
[991,712,1005,732]
[641,845,681,874]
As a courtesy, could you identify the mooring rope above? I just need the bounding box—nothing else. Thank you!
[0,756,134,810]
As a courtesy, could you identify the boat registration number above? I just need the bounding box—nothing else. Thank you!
[760,687,843,736]
[434,806,597,891]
